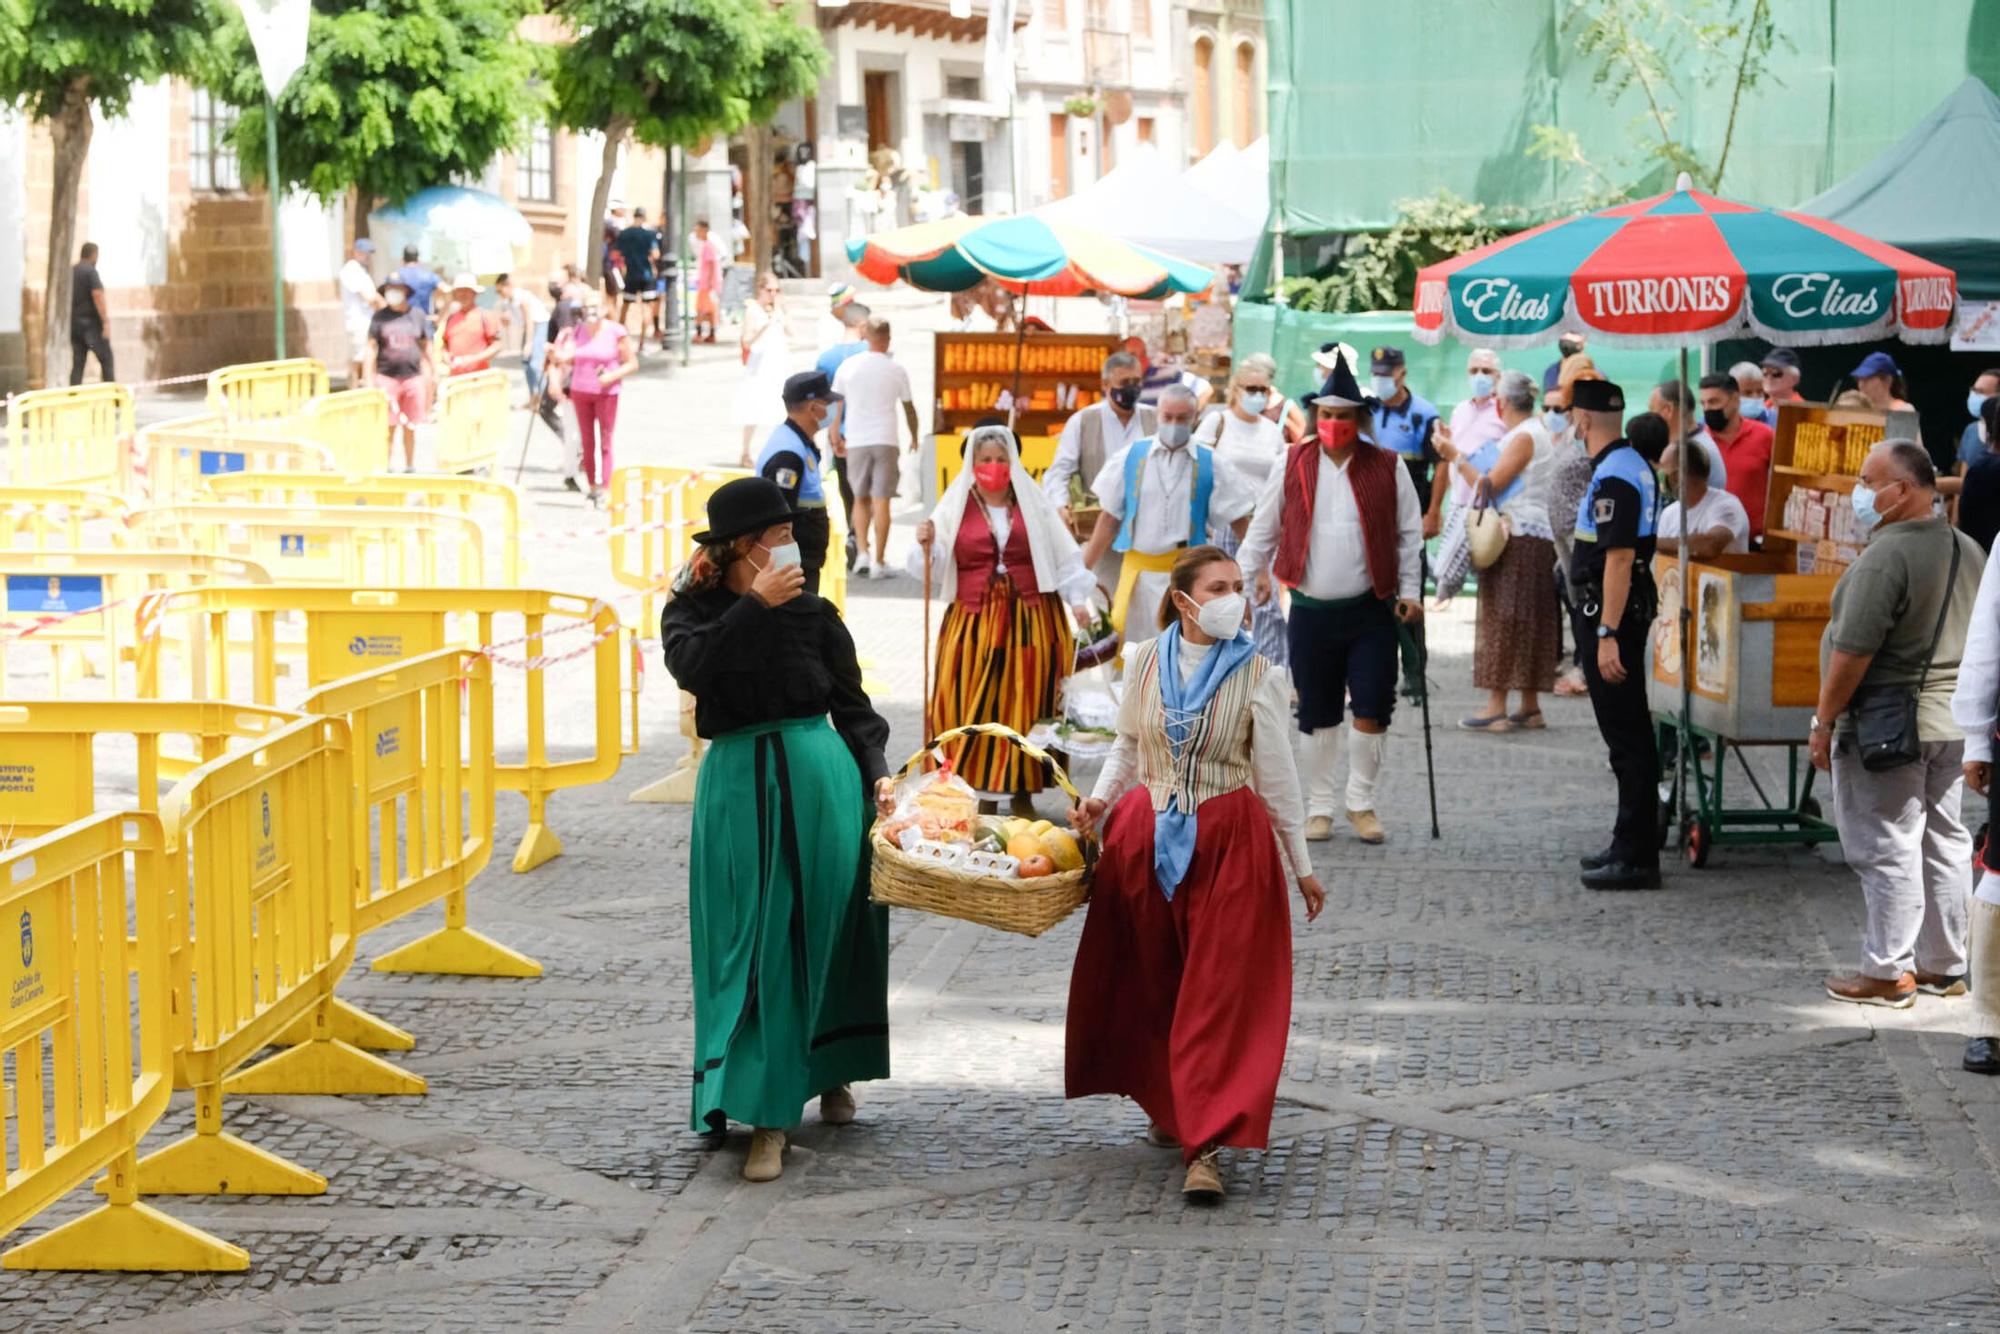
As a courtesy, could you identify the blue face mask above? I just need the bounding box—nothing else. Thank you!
[1971,391,1992,420]
[1740,396,1765,419]
[1239,390,1270,415]
[1370,374,1399,400]
[1543,410,1568,435]
[1468,372,1495,399]
[1851,484,1883,533]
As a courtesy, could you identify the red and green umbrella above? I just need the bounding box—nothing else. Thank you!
[847,214,1215,299]
[1412,184,1957,348]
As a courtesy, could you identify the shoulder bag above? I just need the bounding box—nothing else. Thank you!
[1849,529,1962,772]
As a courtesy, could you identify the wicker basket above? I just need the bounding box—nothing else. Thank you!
[870,723,1093,937]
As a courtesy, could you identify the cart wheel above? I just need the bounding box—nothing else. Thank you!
[1798,796,1822,821]
[1683,818,1711,869]
[1657,787,1677,850]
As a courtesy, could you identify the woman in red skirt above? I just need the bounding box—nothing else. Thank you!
[1066,545,1325,1203]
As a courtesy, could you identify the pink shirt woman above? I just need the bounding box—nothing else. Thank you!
[553,301,637,505]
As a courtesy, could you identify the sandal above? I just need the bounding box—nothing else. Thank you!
[1508,710,1546,730]
[1457,713,1514,733]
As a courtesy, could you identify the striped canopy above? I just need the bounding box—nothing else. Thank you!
[846,214,1216,298]
[1413,184,1957,349]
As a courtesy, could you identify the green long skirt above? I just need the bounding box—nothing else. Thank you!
[688,715,890,1132]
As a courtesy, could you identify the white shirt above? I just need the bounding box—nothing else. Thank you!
[1199,407,1286,495]
[1237,451,1424,602]
[1660,487,1751,555]
[339,258,379,335]
[1092,635,1313,881]
[1042,400,1150,507]
[1088,441,1257,553]
[1446,397,1507,504]
[830,349,913,447]
[1681,429,1733,500]
[904,504,1099,604]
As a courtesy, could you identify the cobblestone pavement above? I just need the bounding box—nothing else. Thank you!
[13,299,2000,1330]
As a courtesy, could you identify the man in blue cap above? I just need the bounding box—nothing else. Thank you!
[756,370,842,593]
[1568,376,1661,890]
[1367,344,1441,531]
[1852,350,1916,416]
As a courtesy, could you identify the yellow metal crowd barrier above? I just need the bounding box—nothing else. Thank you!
[130,715,423,1200]
[0,486,132,550]
[434,370,508,474]
[135,415,338,505]
[0,812,248,1271]
[201,471,524,584]
[2,382,134,491]
[131,501,491,588]
[206,358,328,423]
[136,586,622,871]
[0,548,272,698]
[290,387,391,475]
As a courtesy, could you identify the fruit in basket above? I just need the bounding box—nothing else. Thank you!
[1018,854,1055,879]
[1006,832,1046,862]
[1000,817,1031,840]
[1039,828,1083,872]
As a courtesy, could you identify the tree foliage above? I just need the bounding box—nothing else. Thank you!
[550,0,826,151]
[1274,191,1508,315]
[1529,0,1784,200]
[198,0,550,207]
[0,0,212,120]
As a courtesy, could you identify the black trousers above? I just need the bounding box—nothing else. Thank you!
[70,327,113,384]
[1572,605,1658,866]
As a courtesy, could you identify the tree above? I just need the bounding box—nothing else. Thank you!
[1273,191,1509,315]
[1528,0,1784,202]
[550,0,827,282]
[198,0,549,212]
[0,0,212,387]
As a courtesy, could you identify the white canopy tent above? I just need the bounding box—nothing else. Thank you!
[1182,138,1270,232]
[1035,142,1262,265]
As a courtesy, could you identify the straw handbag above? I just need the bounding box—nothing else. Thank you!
[869,723,1094,937]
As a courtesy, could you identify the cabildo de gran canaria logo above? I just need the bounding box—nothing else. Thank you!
[20,908,33,968]
[348,634,405,658]
[261,789,272,840]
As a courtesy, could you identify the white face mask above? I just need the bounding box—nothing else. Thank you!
[1239,390,1270,415]
[1370,374,1398,400]
[755,540,801,571]
[1180,590,1246,640]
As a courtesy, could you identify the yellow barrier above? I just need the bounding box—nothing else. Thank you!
[0,700,300,840]
[201,472,523,584]
[0,549,272,698]
[130,502,491,587]
[291,387,391,475]
[129,715,423,1199]
[2,382,134,491]
[206,358,328,423]
[935,430,1059,499]
[434,370,508,474]
[0,812,247,1271]
[135,415,338,505]
[0,486,132,550]
[136,586,622,871]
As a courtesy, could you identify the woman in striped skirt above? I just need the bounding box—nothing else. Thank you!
[1066,545,1324,1203]
[912,423,1097,815]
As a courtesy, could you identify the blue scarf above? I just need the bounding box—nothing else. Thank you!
[1152,621,1257,900]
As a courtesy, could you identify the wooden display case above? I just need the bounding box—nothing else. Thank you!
[932,331,1121,439]
[1647,552,1836,742]
[1760,400,1918,576]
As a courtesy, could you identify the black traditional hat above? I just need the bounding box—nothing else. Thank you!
[1569,378,1625,413]
[1303,348,1366,408]
[693,477,797,545]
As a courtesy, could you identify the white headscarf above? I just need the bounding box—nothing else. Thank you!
[925,424,1082,596]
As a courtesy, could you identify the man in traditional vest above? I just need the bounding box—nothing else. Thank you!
[1078,383,1257,633]
[1044,351,1157,588]
[1238,351,1425,845]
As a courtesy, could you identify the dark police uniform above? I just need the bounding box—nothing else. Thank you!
[756,417,830,593]
[1569,431,1661,881]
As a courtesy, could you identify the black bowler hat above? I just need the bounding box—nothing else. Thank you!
[1369,345,1405,373]
[782,369,841,406]
[1569,378,1625,413]
[694,477,797,545]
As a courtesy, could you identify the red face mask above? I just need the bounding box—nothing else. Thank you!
[1317,417,1359,450]
[973,462,1012,492]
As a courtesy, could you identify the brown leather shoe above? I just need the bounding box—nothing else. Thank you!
[1182,1147,1223,1203]
[1305,815,1334,842]
[1916,971,1969,997]
[819,1085,856,1125]
[1824,971,1917,1009]
[743,1128,786,1182]
[1346,809,1386,844]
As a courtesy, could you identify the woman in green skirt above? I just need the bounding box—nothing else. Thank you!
[661,477,895,1182]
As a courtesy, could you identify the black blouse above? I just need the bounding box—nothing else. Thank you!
[659,587,891,785]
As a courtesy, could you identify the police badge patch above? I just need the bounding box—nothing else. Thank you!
[775,467,799,490]
[1594,497,1617,524]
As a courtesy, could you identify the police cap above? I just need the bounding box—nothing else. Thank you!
[1569,378,1625,413]
[1369,345,1405,373]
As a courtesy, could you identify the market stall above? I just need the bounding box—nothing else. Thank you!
[930,330,1120,497]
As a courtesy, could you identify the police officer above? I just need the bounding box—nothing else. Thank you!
[1567,378,1662,890]
[755,370,840,593]
[1367,345,1440,503]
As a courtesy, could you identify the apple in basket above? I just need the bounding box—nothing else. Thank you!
[1017,854,1055,879]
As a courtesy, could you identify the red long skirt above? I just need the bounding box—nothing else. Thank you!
[1065,785,1293,1161]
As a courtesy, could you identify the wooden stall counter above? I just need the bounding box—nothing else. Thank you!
[1648,551,1837,743]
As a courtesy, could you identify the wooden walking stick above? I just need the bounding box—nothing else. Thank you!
[922,541,933,717]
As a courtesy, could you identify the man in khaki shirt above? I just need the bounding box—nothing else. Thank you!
[1812,440,1986,1008]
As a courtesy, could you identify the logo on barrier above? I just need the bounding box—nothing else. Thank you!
[19,910,32,968]
[260,790,272,840]
[279,533,306,557]
[348,634,405,658]
[375,726,400,758]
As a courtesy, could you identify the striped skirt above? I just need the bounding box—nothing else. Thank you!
[1216,525,1289,666]
[928,576,1075,794]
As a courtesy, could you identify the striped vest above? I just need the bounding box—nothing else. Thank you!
[1128,637,1266,815]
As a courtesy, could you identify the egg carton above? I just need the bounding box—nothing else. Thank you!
[960,850,1021,878]
[905,838,969,867]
